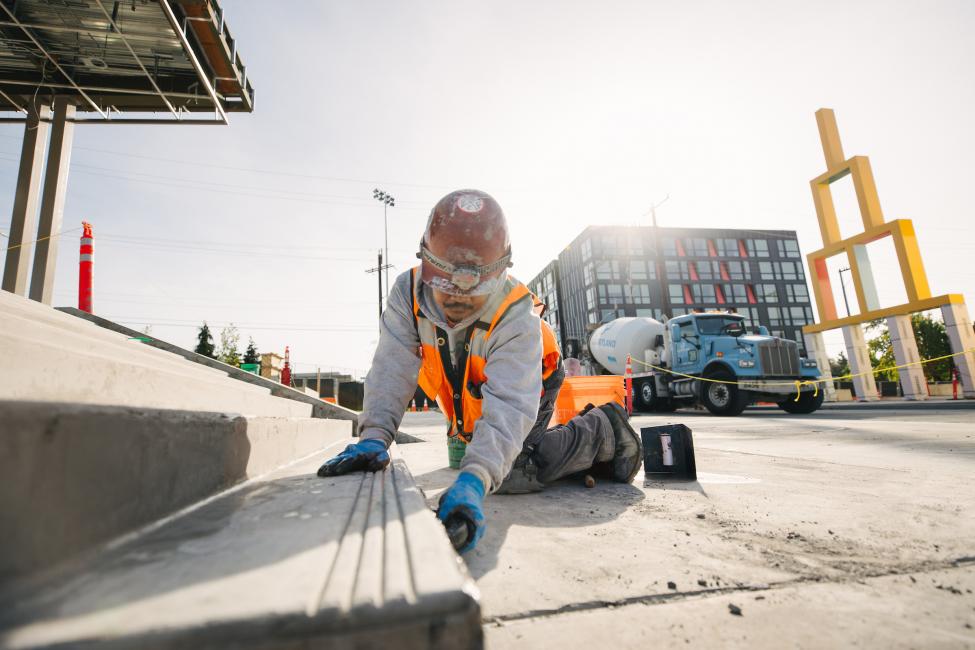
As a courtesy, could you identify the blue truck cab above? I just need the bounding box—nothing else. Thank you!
[658,312,823,415]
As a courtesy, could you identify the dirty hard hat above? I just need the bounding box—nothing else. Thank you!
[417,189,512,296]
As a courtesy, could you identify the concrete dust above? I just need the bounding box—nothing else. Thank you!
[396,407,975,648]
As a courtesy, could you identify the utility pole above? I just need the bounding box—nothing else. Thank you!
[838,267,852,317]
[645,195,670,320]
[366,249,392,334]
[372,189,395,304]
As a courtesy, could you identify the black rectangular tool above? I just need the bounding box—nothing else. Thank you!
[641,424,696,481]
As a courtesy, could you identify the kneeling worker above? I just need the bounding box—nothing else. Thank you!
[317,189,642,552]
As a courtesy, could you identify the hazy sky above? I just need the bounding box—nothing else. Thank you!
[2,0,973,377]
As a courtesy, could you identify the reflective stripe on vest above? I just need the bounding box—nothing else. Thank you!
[410,267,561,442]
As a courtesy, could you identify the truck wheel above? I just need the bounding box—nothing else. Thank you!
[635,378,656,412]
[700,371,748,416]
[777,389,825,414]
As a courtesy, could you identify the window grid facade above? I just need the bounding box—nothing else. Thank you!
[527,226,815,354]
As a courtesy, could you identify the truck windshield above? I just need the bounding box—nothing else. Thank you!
[695,316,745,335]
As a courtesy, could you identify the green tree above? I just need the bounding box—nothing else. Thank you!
[865,314,953,383]
[829,352,850,378]
[218,324,242,367]
[195,322,216,358]
[243,338,260,365]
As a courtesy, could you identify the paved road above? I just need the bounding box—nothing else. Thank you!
[397,406,975,649]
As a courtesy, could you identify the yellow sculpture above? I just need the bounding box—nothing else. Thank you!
[801,109,975,400]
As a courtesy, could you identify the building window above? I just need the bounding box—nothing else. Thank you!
[722,283,748,303]
[582,238,592,262]
[629,259,648,280]
[662,237,677,256]
[745,239,770,257]
[776,239,801,258]
[666,260,691,280]
[759,261,775,280]
[669,284,685,305]
[697,260,720,280]
[715,238,740,257]
[685,237,709,256]
[785,284,809,302]
[628,237,643,256]
[628,283,651,303]
[790,306,808,325]
[726,260,747,280]
[754,283,779,302]
[586,287,596,311]
[605,284,624,302]
[583,262,593,287]
[636,308,665,320]
[691,284,717,303]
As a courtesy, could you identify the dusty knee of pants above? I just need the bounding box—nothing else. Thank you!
[532,408,616,483]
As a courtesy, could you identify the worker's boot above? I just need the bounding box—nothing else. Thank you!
[597,402,643,483]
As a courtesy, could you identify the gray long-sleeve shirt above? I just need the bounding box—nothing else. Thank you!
[357,269,543,492]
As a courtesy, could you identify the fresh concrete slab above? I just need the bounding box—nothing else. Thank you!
[0,453,481,650]
[395,407,975,648]
[485,565,975,649]
[0,401,352,583]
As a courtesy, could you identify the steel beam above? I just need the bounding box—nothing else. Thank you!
[158,0,228,125]
[29,100,76,305]
[0,3,107,118]
[2,105,50,296]
[93,0,179,119]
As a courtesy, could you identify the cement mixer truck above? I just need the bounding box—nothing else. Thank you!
[589,312,823,416]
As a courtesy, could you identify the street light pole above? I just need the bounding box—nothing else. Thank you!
[644,194,670,320]
[838,267,852,317]
[373,189,395,304]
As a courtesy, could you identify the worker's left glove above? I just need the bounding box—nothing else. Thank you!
[436,472,486,554]
[317,438,390,477]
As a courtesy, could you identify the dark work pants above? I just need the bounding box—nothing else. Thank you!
[496,366,615,493]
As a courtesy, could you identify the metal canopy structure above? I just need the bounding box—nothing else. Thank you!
[0,0,254,124]
[1,0,256,309]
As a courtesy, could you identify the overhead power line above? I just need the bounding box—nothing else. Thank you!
[0,133,463,190]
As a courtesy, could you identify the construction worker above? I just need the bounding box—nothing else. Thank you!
[317,189,642,552]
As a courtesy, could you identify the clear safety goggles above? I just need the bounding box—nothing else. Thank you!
[417,243,512,296]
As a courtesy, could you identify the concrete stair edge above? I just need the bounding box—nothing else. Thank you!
[56,306,359,423]
[0,400,354,584]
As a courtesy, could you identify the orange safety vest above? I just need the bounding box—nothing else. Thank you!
[410,267,562,443]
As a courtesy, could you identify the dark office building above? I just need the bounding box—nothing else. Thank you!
[526,226,815,354]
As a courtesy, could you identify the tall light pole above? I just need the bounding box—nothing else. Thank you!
[644,194,670,320]
[373,189,395,303]
[838,267,852,317]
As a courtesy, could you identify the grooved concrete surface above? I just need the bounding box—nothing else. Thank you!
[0,453,481,650]
[0,401,353,583]
[395,407,975,649]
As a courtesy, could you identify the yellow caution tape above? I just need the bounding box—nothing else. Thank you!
[629,347,974,401]
[3,226,83,252]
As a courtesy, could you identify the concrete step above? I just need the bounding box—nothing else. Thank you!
[0,400,354,583]
[0,453,481,650]
[0,292,311,418]
[55,306,359,423]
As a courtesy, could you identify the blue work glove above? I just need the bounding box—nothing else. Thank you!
[436,472,486,553]
[317,438,390,477]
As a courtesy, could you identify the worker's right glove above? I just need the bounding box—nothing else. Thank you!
[317,438,390,477]
[436,472,486,553]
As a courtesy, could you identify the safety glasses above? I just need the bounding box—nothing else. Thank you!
[417,243,512,296]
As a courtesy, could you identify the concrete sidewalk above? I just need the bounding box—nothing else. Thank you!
[397,408,975,648]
